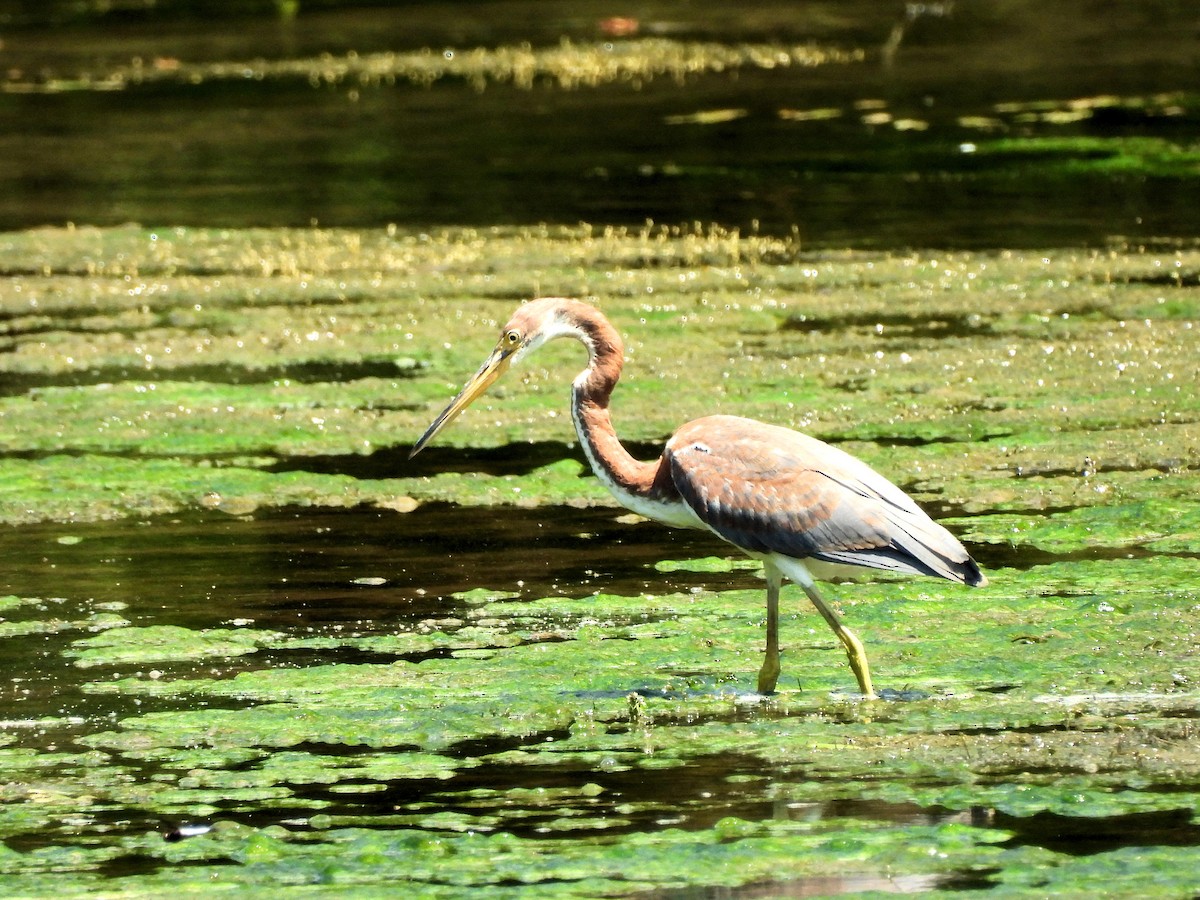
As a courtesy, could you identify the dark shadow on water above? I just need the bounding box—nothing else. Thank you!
[0,359,422,396]
[999,807,1200,856]
[293,745,981,840]
[297,440,594,480]
[1113,270,1200,287]
[296,432,1003,481]
[780,312,995,341]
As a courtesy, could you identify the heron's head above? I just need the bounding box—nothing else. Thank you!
[409,298,579,458]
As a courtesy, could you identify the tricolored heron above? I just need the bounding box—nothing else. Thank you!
[410,298,986,697]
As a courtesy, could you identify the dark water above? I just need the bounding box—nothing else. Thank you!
[0,504,720,719]
[0,504,717,636]
[1,0,1199,247]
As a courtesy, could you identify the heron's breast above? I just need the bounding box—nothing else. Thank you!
[606,479,707,530]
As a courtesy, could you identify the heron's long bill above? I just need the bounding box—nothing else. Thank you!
[409,345,512,458]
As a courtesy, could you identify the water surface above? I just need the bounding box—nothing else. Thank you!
[2,0,1199,246]
[1,2,1199,896]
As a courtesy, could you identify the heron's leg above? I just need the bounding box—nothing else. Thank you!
[799,581,876,699]
[757,563,782,694]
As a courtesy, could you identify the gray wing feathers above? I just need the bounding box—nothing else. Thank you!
[666,416,984,586]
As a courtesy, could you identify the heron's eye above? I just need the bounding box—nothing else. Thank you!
[504,330,521,346]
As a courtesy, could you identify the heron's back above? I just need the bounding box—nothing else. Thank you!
[664,415,986,586]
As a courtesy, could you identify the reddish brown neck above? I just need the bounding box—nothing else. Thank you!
[566,305,660,497]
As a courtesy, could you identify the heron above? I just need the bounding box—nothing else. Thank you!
[410,298,986,697]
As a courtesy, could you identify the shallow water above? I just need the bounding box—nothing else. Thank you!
[2,1,1200,247]
[3,231,1199,896]
[2,2,1200,896]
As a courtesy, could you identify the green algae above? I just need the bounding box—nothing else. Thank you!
[3,225,1200,526]
[67,625,287,668]
[957,498,1200,554]
[0,819,1013,897]
[53,557,1200,792]
[5,38,865,96]
[1,534,1187,895]
[974,135,1200,177]
[3,224,1200,896]
[0,595,129,640]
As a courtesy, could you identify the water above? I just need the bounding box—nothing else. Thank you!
[1,0,1198,247]
[2,2,1200,896]
[0,504,733,650]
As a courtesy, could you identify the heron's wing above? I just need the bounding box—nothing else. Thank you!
[665,416,984,585]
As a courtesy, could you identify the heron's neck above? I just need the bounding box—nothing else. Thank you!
[566,315,660,498]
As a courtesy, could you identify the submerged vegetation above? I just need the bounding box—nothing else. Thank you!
[1,223,1199,895]
[2,222,1199,525]
[2,1,1200,894]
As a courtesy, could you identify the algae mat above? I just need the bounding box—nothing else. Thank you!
[1,224,1199,896]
